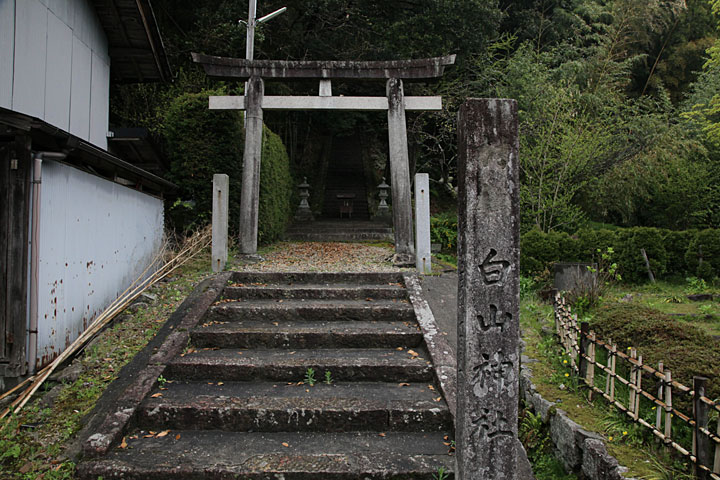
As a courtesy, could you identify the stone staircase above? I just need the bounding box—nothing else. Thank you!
[78,272,455,479]
[284,219,394,242]
[322,135,370,220]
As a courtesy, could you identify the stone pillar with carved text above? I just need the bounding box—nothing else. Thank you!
[239,76,264,254]
[457,98,520,480]
[387,78,414,265]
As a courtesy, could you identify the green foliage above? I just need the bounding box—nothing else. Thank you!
[685,228,720,279]
[519,409,578,480]
[304,367,316,386]
[430,212,458,253]
[521,227,720,282]
[162,89,293,242]
[588,303,720,405]
[663,230,696,276]
[615,227,667,283]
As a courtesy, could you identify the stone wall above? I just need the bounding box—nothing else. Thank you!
[520,355,638,480]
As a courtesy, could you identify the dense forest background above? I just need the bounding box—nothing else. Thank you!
[112,0,720,234]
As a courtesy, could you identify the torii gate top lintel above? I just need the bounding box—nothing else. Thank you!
[191,52,456,80]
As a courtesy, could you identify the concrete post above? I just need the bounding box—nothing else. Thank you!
[239,76,264,254]
[414,173,431,274]
[387,77,414,265]
[457,98,520,480]
[212,174,229,272]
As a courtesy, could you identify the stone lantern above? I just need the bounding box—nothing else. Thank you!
[294,177,314,221]
[374,177,391,223]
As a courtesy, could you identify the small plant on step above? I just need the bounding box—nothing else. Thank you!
[324,370,333,385]
[157,375,167,388]
[433,466,449,480]
[304,368,316,386]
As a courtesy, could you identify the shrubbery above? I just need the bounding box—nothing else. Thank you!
[588,303,720,405]
[517,227,720,282]
[430,212,458,252]
[163,89,293,243]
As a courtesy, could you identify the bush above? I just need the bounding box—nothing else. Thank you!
[163,89,293,242]
[663,229,696,276]
[614,227,667,283]
[520,229,580,275]
[588,303,720,406]
[430,212,458,252]
[685,229,720,279]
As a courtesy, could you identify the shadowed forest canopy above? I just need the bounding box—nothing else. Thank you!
[112,0,720,233]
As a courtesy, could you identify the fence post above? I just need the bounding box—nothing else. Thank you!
[579,322,589,380]
[414,173,432,274]
[714,408,720,476]
[588,331,596,401]
[664,370,673,444]
[609,342,617,403]
[635,355,643,421]
[212,173,229,273]
[656,362,664,436]
[694,376,710,480]
[629,348,637,415]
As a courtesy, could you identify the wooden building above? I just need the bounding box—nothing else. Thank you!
[0,0,173,390]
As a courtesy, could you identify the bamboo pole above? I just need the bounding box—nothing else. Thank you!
[588,331,596,401]
[629,348,637,414]
[610,342,617,402]
[605,339,613,396]
[635,355,643,421]
[657,362,664,433]
[0,227,212,422]
[665,370,673,444]
[714,412,720,474]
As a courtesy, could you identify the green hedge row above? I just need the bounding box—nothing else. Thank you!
[163,89,293,243]
[429,212,720,282]
[521,227,720,282]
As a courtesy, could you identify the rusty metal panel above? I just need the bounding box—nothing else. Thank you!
[35,160,163,369]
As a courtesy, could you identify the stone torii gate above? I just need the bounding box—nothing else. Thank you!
[192,53,455,263]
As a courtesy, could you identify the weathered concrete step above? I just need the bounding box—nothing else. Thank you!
[285,226,390,233]
[229,272,404,285]
[138,381,451,432]
[77,431,455,480]
[208,299,415,323]
[166,348,434,382]
[284,232,394,242]
[192,319,422,349]
[223,284,407,300]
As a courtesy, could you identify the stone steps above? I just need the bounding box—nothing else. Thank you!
[136,380,451,432]
[192,319,423,349]
[284,231,394,242]
[166,347,434,382]
[77,272,455,479]
[78,431,454,480]
[222,284,406,300]
[207,299,415,323]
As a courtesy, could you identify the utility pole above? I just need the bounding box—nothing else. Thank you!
[240,1,286,122]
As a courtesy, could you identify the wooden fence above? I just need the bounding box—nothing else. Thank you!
[554,293,720,479]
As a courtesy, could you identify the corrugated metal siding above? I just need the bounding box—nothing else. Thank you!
[0,0,15,110]
[6,0,110,149]
[35,160,164,369]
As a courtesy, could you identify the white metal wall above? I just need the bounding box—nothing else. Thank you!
[34,160,164,368]
[0,0,110,149]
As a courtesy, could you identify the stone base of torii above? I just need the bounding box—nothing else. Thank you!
[192,53,456,265]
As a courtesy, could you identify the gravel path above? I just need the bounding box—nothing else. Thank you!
[231,242,412,273]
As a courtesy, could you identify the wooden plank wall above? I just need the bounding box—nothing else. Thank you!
[0,136,31,377]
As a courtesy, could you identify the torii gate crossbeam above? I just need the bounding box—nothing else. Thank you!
[192,53,456,264]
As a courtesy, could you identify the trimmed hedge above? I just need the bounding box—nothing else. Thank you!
[520,226,720,282]
[163,89,293,243]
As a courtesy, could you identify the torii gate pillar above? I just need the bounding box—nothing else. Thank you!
[387,78,414,264]
[239,76,264,254]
